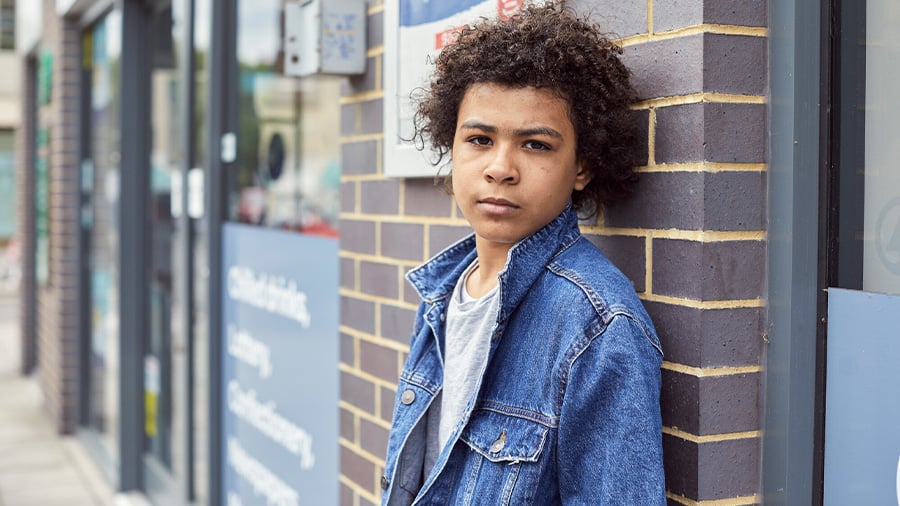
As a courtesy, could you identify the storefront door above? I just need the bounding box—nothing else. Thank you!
[822,1,900,503]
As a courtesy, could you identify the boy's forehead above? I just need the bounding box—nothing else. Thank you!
[456,83,577,126]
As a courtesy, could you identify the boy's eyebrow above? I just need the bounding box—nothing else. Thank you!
[458,120,563,140]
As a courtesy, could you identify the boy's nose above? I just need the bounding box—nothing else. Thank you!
[483,147,519,184]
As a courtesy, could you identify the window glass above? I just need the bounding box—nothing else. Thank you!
[860,2,900,295]
[86,9,122,460]
[231,0,341,237]
[0,130,14,240]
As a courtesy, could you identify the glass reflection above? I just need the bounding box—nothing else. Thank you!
[232,0,341,236]
[87,9,122,460]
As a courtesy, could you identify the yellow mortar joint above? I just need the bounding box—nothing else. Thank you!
[339,288,418,308]
[340,90,385,105]
[339,363,400,390]
[339,397,394,432]
[633,92,766,110]
[646,0,653,33]
[339,475,382,506]
[338,212,468,228]
[367,3,384,15]
[336,254,419,273]
[340,133,383,144]
[662,361,761,378]
[580,226,766,243]
[640,293,764,310]
[366,46,383,58]
[619,23,767,46]
[339,438,387,469]
[635,162,768,173]
[664,428,761,444]
[667,492,761,506]
[338,325,413,353]
[645,236,653,294]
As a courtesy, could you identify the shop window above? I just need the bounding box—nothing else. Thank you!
[230,0,341,237]
[0,0,14,50]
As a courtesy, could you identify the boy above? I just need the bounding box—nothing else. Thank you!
[382,4,665,505]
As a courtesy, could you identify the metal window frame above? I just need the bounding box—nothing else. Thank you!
[763,0,829,503]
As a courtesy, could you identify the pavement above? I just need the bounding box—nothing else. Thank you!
[0,292,122,506]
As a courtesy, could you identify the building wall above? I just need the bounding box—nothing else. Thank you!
[20,0,83,433]
[338,1,767,505]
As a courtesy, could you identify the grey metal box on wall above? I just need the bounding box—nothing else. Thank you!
[284,0,366,77]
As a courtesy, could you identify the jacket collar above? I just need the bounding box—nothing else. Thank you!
[406,203,582,314]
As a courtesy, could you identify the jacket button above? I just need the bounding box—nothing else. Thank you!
[381,475,390,490]
[401,389,416,405]
[490,429,507,453]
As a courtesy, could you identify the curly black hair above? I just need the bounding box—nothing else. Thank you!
[413,2,640,214]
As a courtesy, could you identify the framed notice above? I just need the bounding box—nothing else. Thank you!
[383,0,526,177]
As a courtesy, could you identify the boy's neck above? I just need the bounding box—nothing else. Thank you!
[467,239,511,298]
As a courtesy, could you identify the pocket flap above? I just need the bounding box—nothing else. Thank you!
[460,409,549,463]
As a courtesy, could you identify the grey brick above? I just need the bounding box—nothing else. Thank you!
[360,260,399,299]
[341,483,354,506]
[360,99,384,135]
[341,181,356,213]
[361,180,400,215]
[662,434,760,501]
[644,301,763,367]
[340,407,355,440]
[341,257,356,290]
[653,0,703,32]
[342,296,375,334]
[704,103,766,163]
[625,36,703,99]
[360,417,390,458]
[661,369,760,435]
[342,140,378,176]
[704,34,767,96]
[632,108,650,166]
[381,303,416,345]
[428,225,471,257]
[655,103,705,163]
[368,10,384,49]
[569,0,648,37]
[705,0,766,27]
[340,219,376,255]
[340,445,375,490]
[605,172,704,230]
[703,171,766,231]
[341,332,355,366]
[584,234,646,292]
[341,371,376,414]
[342,56,378,95]
[381,386,397,422]
[403,278,421,305]
[653,239,765,300]
[341,103,357,136]
[381,222,424,261]
[360,340,399,382]
[404,178,453,217]
[697,437,760,500]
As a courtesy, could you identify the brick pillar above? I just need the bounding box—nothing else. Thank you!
[34,4,83,434]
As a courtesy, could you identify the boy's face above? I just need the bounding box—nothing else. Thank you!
[451,83,591,252]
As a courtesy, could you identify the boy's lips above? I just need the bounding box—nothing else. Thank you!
[477,197,520,214]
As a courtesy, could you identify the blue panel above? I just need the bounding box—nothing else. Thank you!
[221,224,339,505]
[824,288,900,505]
[400,0,484,26]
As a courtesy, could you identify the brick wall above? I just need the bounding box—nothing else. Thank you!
[31,1,82,434]
[338,1,767,504]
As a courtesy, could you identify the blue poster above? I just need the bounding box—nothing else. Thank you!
[221,223,339,506]
[400,0,484,26]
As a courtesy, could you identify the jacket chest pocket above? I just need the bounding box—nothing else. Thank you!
[455,410,549,505]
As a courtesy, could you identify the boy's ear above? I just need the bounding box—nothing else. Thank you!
[574,161,592,191]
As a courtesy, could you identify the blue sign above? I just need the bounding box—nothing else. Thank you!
[221,223,339,506]
[824,288,900,505]
[400,0,483,26]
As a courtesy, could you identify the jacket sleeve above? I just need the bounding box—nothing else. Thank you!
[557,313,666,505]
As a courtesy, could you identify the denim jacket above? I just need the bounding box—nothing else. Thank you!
[381,206,666,505]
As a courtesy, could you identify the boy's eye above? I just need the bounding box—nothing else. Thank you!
[468,136,492,146]
[523,140,550,151]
